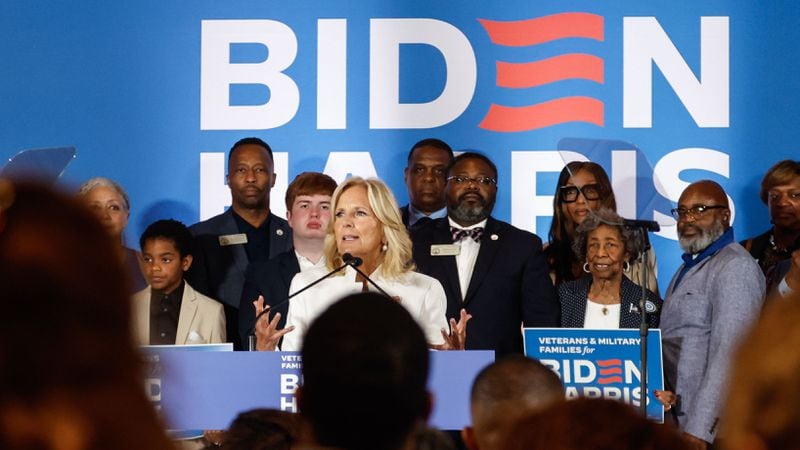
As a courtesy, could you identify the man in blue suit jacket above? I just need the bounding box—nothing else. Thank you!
[187,138,293,349]
[411,152,559,356]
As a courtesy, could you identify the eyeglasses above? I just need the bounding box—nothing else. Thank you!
[670,205,727,220]
[446,175,497,186]
[559,184,602,203]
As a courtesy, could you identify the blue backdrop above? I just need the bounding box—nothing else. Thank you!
[2,1,796,295]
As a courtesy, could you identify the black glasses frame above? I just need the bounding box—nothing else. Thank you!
[559,184,602,203]
[670,204,727,220]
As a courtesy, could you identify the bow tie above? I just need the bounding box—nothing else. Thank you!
[451,226,484,243]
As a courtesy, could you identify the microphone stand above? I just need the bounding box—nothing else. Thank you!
[247,258,354,351]
[348,264,392,299]
[622,219,659,417]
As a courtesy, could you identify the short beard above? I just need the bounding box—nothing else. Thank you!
[678,220,726,254]
[449,195,494,224]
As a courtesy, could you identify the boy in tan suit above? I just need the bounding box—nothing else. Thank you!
[133,219,225,345]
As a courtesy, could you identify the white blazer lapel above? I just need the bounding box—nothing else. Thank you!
[175,284,198,345]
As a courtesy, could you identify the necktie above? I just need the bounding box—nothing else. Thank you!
[451,226,484,243]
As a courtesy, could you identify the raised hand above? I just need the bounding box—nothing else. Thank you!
[431,308,472,350]
[253,295,294,351]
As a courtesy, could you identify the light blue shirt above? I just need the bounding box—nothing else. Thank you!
[408,204,447,226]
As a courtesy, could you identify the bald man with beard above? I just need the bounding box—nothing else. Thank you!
[660,180,765,450]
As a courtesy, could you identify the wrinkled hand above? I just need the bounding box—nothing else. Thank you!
[253,295,294,351]
[431,309,472,350]
[786,248,800,291]
[654,389,677,411]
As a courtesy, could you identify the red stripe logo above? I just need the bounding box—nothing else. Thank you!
[478,13,605,132]
[596,359,624,384]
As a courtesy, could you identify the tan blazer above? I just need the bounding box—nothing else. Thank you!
[132,282,226,345]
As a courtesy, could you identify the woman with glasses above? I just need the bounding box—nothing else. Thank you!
[545,161,659,295]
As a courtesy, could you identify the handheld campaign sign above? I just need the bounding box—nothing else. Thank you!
[142,349,493,430]
[524,328,664,422]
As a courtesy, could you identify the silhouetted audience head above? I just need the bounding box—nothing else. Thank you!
[413,424,456,450]
[722,293,800,450]
[463,356,564,450]
[298,292,431,450]
[0,181,172,450]
[217,408,302,450]
[502,397,688,450]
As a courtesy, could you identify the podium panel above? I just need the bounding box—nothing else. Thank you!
[144,350,494,430]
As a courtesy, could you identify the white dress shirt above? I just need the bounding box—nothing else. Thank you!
[449,217,487,301]
[295,251,326,271]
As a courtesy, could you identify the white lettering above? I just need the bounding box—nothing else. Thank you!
[201,20,299,130]
[623,17,729,128]
[369,19,476,129]
[317,19,347,129]
[322,152,378,183]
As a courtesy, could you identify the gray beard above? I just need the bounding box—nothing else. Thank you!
[450,202,488,223]
[678,220,726,254]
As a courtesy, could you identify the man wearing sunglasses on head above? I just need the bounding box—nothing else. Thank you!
[411,152,560,357]
[658,180,765,450]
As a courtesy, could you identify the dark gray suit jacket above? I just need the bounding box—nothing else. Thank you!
[238,249,300,348]
[187,209,292,349]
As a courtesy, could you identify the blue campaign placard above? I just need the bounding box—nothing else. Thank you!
[143,349,494,430]
[524,328,664,422]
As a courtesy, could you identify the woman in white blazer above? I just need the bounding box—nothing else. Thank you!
[254,177,469,351]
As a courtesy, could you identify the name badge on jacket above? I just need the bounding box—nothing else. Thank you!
[431,244,460,256]
[219,233,248,246]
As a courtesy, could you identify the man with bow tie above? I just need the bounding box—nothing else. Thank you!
[412,152,560,356]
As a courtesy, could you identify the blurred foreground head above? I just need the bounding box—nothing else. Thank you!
[299,292,431,450]
[723,293,800,450]
[463,356,564,450]
[502,397,688,450]
[0,181,171,450]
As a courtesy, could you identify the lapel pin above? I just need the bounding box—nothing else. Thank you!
[276,229,284,236]
[490,234,498,241]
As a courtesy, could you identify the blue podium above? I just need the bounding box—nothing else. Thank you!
[144,349,494,430]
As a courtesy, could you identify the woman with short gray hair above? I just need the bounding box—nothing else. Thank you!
[558,207,661,329]
[77,177,146,292]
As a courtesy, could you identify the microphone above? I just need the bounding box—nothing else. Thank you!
[621,218,661,232]
[343,253,392,299]
[342,252,363,267]
[250,254,363,336]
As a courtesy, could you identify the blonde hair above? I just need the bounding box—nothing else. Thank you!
[324,177,414,279]
[722,295,800,450]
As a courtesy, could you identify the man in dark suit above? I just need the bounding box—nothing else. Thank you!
[187,137,293,349]
[238,172,337,348]
[412,152,559,356]
[400,138,454,228]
